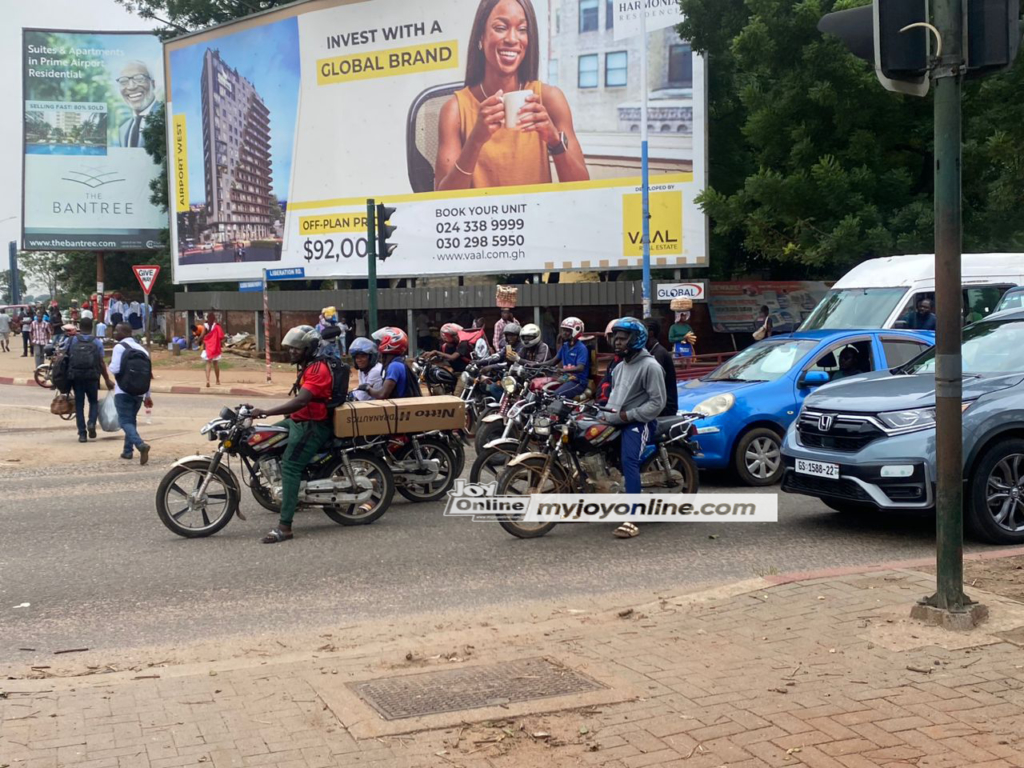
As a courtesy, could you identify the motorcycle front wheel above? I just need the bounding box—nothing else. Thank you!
[494,456,570,538]
[469,443,518,485]
[34,364,54,389]
[321,451,394,526]
[156,459,239,538]
[395,437,457,503]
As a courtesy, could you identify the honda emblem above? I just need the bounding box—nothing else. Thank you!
[818,414,835,432]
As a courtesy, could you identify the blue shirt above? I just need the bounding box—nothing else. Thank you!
[384,359,409,398]
[557,340,590,381]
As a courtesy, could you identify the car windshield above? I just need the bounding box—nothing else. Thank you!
[906,319,1024,376]
[707,339,818,382]
[799,288,908,330]
[996,288,1024,313]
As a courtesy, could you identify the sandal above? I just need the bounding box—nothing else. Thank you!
[261,527,293,544]
[614,522,639,539]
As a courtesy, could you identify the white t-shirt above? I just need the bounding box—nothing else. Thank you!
[109,337,151,397]
[352,363,383,401]
[0,314,11,334]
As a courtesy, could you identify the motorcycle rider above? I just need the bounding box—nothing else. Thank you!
[645,320,679,417]
[529,317,589,399]
[362,327,419,398]
[596,318,622,406]
[604,317,666,539]
[505,323,550,364]
[349,337,383,401]
[425,323,472,373]
[477,322,522,399]
[249,326,333,544]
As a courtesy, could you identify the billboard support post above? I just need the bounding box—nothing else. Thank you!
[8,242,20,305]
[640,7,652,321]
[366,199,378,333]
[96,252,105,315]
[262,268,271,383]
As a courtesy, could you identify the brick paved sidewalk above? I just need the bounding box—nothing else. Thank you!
[4,568,1024,768]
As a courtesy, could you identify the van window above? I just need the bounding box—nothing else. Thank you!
[893,292,936,330]
[964,285,1014,323]
[799,288,908,330]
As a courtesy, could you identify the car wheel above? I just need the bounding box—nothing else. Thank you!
[968,438,1024,545]
[734,428,784,486]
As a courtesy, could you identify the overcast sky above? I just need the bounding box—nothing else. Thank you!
[1,0,154,260]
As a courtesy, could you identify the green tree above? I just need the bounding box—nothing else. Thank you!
[18,251,71,302]
[1,269,28,304]
[679,0,1024,277]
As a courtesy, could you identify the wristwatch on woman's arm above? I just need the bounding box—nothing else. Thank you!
[548,131,568,156]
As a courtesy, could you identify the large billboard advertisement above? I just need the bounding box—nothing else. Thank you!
[165,0,706,283]
[22,29,166,251]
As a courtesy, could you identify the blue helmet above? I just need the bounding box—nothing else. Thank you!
[348,337,379,369]
[610,317,647,351]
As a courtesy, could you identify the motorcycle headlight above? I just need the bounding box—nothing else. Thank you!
[693,393,735,418]
[878,407,936,432]
[461,371,472,384]
[502,376,517,393]
[533,416,552,436]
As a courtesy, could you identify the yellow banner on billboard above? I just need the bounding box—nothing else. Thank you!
[172,114,190,214]
[298,213,368,235]
[622,191,684,257]
[317,40,459,85]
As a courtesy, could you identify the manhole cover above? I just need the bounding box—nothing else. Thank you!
[348,657,605,720]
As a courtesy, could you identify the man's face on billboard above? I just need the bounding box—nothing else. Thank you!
[117,62,155,114]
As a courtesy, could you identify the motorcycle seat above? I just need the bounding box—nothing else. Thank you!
[655,415,691,439]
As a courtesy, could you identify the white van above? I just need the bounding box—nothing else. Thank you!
[799,253,1024,331]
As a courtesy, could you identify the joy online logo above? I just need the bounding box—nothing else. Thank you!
[62,168,126,189]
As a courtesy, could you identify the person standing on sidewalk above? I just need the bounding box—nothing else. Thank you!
[198,311,224,387]
[30,310,52,367]
[67,318,115,443]
[604,318,666,539]
[0,309,11,353]
[21,310,33,357]
[645,320,679,417]
[109,323,153,465]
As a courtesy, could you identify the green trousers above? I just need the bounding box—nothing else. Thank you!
[277,418,331,526]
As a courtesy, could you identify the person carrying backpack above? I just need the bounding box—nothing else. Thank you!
[109,323,154,464]
[361,327,421,399]
[249,326,351,544]
[67,317,115,443]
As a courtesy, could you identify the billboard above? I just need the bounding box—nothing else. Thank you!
[164,0,706,283]
[707,282,831,334]
[22,29,166,251]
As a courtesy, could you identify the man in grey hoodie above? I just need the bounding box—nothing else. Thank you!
[604,318,666,536]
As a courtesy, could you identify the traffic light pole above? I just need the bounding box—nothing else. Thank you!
[911,0,984,628]
[366,199,378,334]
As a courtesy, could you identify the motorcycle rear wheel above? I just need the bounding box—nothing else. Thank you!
[494,457,569,538]
[641,447,700,494]
[156,460,239,538]
[321,451,394,525]
[395,438,457,503]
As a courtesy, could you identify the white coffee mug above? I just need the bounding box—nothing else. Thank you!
[502,89,532,129]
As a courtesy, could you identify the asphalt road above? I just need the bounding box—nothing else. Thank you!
[0,387,975,657]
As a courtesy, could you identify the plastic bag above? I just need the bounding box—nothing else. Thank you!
[99,390,120,433]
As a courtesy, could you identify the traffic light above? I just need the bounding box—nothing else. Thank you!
[375,202,397,262]
[964,0,1021,78]
[817,0,930,97]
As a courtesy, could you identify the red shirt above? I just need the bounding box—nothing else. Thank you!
[203,323,225,357]
[291,361,332,422]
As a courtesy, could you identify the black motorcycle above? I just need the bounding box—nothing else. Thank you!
[156,405,395,538]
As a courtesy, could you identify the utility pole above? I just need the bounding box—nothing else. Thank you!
[366,199,378,333]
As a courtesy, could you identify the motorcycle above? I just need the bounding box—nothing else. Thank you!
[34,343,58,389]
[412,356,496,444]
[494,399,702,539]
[357,430,459,503]
[155,405,395,538]
[473,363,560,453]
[469,386,550,485]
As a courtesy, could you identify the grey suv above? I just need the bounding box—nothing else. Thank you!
[781,308,1024,544]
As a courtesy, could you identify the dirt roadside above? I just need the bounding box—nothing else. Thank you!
[918,553,1024,602]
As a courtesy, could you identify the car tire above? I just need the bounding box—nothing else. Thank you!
[734,428,784,486]
[821,498,875,514]
[967,438,1024,545]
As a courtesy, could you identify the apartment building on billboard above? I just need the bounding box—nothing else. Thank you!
[547,0,694,178]
[199,49,274,242]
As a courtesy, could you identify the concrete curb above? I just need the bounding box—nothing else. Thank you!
[0,376,282,398]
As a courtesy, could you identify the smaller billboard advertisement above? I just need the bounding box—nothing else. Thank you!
[707,281,830,334]
[22,29,165,251]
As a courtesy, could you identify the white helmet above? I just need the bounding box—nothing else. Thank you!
[560,316,584,340]
[520,323,542,347]
[281,325,321,360]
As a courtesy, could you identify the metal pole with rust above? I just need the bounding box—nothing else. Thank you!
[262,268,271,383]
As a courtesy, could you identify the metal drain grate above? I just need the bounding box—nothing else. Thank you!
[348,657,605,720]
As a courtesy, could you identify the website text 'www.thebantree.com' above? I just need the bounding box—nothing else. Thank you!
[442,484,778,523]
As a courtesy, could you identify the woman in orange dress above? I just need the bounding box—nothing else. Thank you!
[435,0,589,190]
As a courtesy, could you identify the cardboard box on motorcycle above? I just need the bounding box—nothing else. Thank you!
[332,395,465,438]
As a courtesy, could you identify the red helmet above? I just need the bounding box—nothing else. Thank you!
[604,317,620,343]
[560,317,585,340]
[371,326,409,355]
[440,322,463,344]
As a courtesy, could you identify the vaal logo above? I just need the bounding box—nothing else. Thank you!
[62,168,125,189]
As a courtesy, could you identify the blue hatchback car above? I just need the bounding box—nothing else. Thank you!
[676,329,934,485]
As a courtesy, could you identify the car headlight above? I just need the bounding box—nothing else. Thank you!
[533,416,552,436]
[693,393,735,418]
[502,376,517,393]
[878,407,936,432]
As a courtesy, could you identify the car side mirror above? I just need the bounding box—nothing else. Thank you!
[800,370,830,388]
[893,320,908,329]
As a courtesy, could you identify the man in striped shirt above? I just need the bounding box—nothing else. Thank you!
[30,310,52,367]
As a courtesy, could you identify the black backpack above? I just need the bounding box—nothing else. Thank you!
[52,347,71,394]
[68,336,102,382]
[116,342,153,396]
[402,359,422,398]
[315,355,350,410]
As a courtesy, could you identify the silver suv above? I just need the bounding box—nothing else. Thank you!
[781,309,1024,544]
